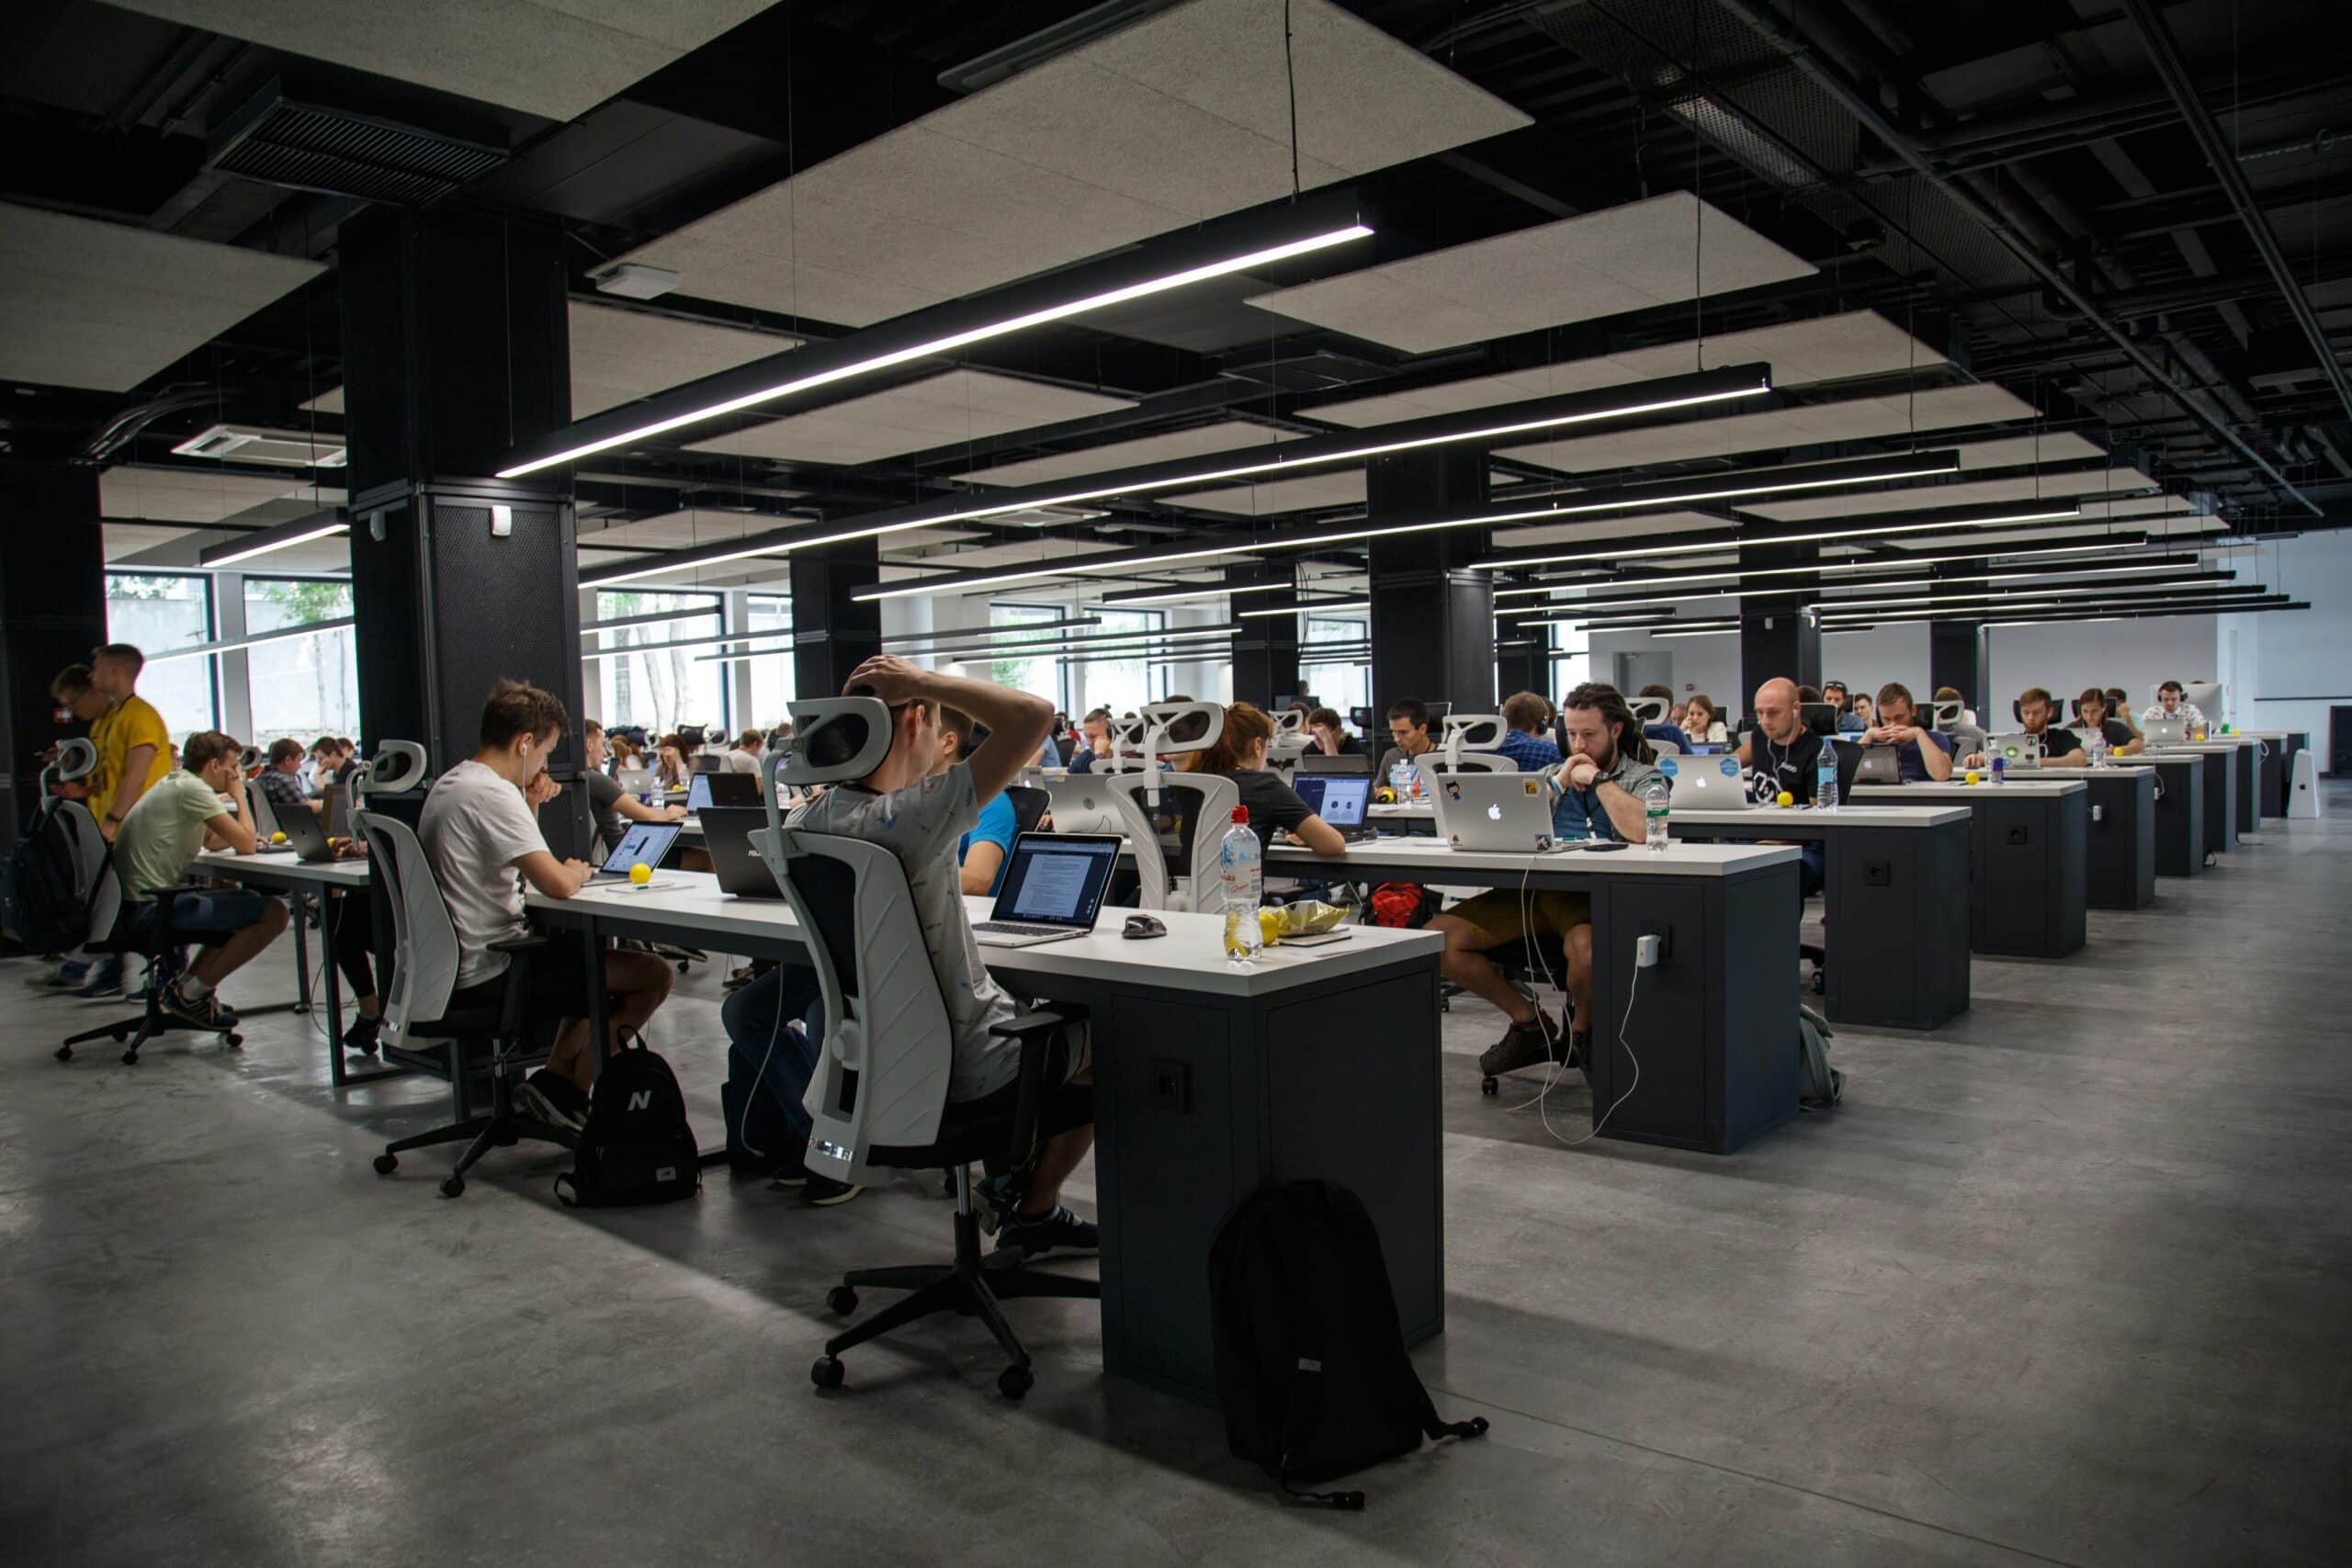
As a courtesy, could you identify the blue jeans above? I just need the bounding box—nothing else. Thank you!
[721,966,824,1138]
[121,890,271,947]
[1797,842,1826,900]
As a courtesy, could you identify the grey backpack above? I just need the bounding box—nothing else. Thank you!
[1798,1004,1844,1109]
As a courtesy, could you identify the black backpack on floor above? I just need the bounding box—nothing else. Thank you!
[555,1041,701,1207]
[1208,1179,1487,1507]
[1,799,91,955]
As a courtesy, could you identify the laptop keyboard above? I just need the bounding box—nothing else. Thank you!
[973,920,1072,938]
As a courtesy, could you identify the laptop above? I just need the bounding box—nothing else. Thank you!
[2143,716,2188,746]
[1292,773,1376,841]
[616,767,657,794]
[322,784,350,838]
[699,807,783,898]
[1428,772,1574,853]
[1985,732,2043,770]
[1685,740,1728,755]
[685,771,759,813]
[588,821,682,882]
[1296,751,1373,775]
[270,802,339,863]
[1854,744,1905,785]
[971,833,1121,947]
[1661,753,1750,810]
[1041,775,1130,836]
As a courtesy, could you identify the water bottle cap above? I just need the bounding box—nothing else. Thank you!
[1230,806,1249,824]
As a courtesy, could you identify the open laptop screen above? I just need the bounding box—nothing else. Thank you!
[602,821,680,874]
[1295,773,1370,827]
[687,773,712,813]
[991,833,1120,929]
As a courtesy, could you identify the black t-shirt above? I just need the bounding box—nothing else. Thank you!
[2078,718,2134,750]
[1224,768,1313,852]
[2034,726,2083,759]
[1744,727,1828,806]
[584,769,625,852]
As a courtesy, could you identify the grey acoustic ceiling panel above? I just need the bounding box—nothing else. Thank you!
[0,204,324,392]
[684,370,1134,466]
[99,467,339,525]
[577,508,808,552]
[1944,432,2109,470]
[1488,509,1737,551]
[101,524,198,564]
[956,419,1301,488]
[1738,462,2163,523]
[1498,383,2037,475]
[1300,310,1944,427]
[105,0,778,121]
[1162,470,1368,514]
[1246,193,1816,353]
[613,0,1528,325]
[570,302,798,418]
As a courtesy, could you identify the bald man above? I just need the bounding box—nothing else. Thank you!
[1734,678,1827,897]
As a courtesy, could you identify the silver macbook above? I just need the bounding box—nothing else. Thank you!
[972,833,1121,947]
[1427,771,1574,853]
[1041,774,1131,836]
[1662,753,1751,810]
[2142,716,2188,746]
[1985,732,2043,770]
[1854,745,1905,785]
[616,767,657,793]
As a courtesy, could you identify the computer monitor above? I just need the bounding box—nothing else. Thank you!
[1349,706,1374,733]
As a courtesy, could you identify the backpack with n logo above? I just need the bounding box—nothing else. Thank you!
[1798,1003,1844,1109]
[555,1040,700,1207]
[1208,1179,1487,1507]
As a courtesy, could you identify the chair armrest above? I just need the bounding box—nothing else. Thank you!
[490,935,549,1044]
[488,933,552,954]
[990,1004,1090,1165]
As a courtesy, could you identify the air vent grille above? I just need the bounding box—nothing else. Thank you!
[209,82,506,207]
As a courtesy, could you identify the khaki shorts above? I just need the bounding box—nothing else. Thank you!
[1441,888,1592,950]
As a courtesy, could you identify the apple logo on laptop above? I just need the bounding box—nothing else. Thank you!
[1486,802,1503,821]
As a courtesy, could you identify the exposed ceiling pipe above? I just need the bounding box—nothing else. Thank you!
[1709,0,2322,516]
[2120,0,2352,435]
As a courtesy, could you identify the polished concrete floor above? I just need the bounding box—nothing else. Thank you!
[6,794,2349,1565]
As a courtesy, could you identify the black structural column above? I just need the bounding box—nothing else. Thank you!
[790,538,882,700]
[0,462,107,852]
[1228,567,1300,706]
[1496,633,1548,705]
[338,209,589,853]
[1738,538,1821,701]
[1366,449,1494,713]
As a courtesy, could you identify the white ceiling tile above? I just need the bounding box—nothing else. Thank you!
[1947,432,2109,469]
[106,0,776,121]
[102,524,198,563]
[579,508,808,551]
[1489,509,1734,551]
[684,369,1135,466]
[616,0,1527,325]
[99,467,337,525]
[956,419,1300,488]
[569,302,797,417]
[1498,383,2038,474]
[1164,470,1367,514]
[1301,310,1944,427]
[0,204,323,393]
[1246,194,1816,353]
[1738,461,2163,522]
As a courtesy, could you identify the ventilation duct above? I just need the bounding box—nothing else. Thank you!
[207,80,506,206]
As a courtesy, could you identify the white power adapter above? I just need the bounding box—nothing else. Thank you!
[1635,933,1663,968]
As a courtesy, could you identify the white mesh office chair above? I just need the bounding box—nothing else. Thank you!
[356,807,574,1197]
[1095,702,1234,912]
[753,700,1095,1400]
[46,739,108,908]
[1424,714,1516,773]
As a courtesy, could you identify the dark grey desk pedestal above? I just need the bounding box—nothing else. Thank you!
[1852,784,2087,958]
[1670,814,1970,1032]
[2082,770,2157,909]
[2197,751,2236,855]
[2141,757,2205,878]
[2233,744,2259,837]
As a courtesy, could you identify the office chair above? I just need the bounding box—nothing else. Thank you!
[755,701,1097,1401]
[1296,752,1373,775]
[356,808,576,1198]
[1002,784,1050,836]
[42,739,110,911]
[56,858,243,1064]
[1629,696,1670,727]
[1095,702,1234,912]
[1423,714,1514,773]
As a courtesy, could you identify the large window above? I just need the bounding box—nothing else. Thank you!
[743,594,795,728]
[1068,607,1164,716]
[1547,617,1590,696]
[244,578,359,747]
[1301,614,1369,720]
[591,589,728,740]
[106,573,215,741]
[989,603,1066,711]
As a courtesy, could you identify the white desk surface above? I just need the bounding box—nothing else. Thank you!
[1851,778,2087,800]
[1669,804,1970,829]
[526,872,1441,999]
[195,849,372,887]
[1263,836,1798,878]
[2141,741,2255,754]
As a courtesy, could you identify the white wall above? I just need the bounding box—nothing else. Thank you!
[2222,532,2352,765]
[1591,617,1928,722]
[1984,615,2219,724]
[1817,623,1929,710]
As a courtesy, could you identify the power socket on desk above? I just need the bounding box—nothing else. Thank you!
[1148,1058,1191,1113]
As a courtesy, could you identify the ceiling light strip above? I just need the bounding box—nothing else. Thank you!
[1496,550,2197,611]
[1479,500,2084,574]
[198,513,351,570]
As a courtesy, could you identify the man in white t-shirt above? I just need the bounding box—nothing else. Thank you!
[789,656,1096,1262]
[722,730,764,774]
[419,679,674,1132]
[2142,679,2211,733]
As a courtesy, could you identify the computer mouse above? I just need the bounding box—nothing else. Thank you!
[1122,914,1168,940]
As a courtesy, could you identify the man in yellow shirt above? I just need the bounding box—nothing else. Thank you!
[89,642,172,840]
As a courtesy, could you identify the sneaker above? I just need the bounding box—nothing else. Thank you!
[25,960,85,989]
[341,1014,382,1056]
[1565,1029,1591,1072]
[514,1068,588,1133]
[159,984,233,1033]
[994,1204,1099,1261]
[1477,1010,1561,1078]
[69,958,124,999]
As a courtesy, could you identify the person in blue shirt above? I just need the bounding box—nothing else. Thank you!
[1637,682,1692,752]
[1861,682,1954,782]
[1495,690,1564,772]
[942,704,1020,895]
[1824,681,1869,734]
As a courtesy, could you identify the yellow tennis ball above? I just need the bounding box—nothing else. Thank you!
[628,862,652,886]
[270,830,288,844]
[1964,770,1981,785]
[1775,791,1793,808]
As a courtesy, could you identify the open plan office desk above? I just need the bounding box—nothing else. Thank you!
[525,874,1443,1407]
[1663,805,1971,1031]
[192,850,405,1088]
[2072,767,2159,909]
[2118,755,2206,878]
[1849,779,2088,958]
[2138,742,2242,856]
[2237,730,2306,818]
[1254,836,1804,1155]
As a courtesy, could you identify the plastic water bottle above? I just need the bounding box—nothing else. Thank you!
[1815,741,1839,811]
[1990,754,2006,786]
[1388,759,1412,799]
[1219,807,1263,963]
[1641,773,1671,853]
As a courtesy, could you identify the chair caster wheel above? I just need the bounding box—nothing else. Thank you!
[998,1364,1034,1401]
[810,1356,845,1391]
[120,1049,140,1066]
[1481,1076,1498,1097]
[224,1032,243,1048]
[54,1044,73,1062]
[373,1154,399,1176]
[111,1025,133,1042]
[438,1175,465,1199]
[677,960,691,975]
[825,1286,858,1316]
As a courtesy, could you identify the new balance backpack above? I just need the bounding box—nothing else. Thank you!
[555,1041,701,1207]
[1798,1003,1845,1109]
[1208,1179,1487,1507]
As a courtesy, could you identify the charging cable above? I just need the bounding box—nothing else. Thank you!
[1516,931,1652,1147]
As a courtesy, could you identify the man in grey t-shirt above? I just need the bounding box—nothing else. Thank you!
[787,656,1099,1262]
